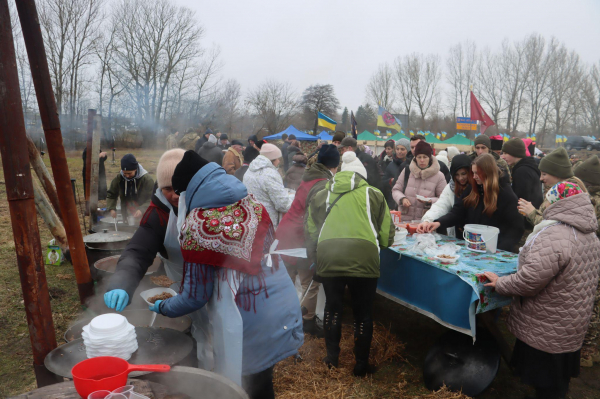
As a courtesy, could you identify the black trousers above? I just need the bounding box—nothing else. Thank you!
[242,366,275,399]
[320,276,378,363]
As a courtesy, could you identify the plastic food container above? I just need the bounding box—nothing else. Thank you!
[434,254,460,264]
[139,288,178,306]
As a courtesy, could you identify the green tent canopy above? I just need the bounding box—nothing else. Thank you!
[357,131,385,141]
[424,133,443,144]
[443,135,473,146]
[390,133,410,141]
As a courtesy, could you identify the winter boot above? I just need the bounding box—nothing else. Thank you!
[353,320,376,377]
[303,316,324,338]
[322,310,342,369]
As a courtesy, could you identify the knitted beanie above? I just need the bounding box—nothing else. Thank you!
[156,149,185,189]
[546,182,583,205]
[317,144,340,169]
[474,135,491,149]
[341,151,367,178]
[575,155,600,186]
[413,140,433,158]
[121,153,138,171]
[447,146,460,161]
[260,143,282,160]
[172,150,209,194]
[395,138,410,153]
[208,134,218,144]
[539,147,574,179]
[332,131,346,143]
[220,133,228,140]
[502,138,527,158]
[340,137,358,148]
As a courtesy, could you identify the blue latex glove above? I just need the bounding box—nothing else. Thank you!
[149,300,163,314]
[104,289,129,312]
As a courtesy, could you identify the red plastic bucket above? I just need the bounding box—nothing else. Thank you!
[72,356,170,398]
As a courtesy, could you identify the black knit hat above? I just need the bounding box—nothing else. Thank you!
[490,137,503,151]
[121,153,138,171]
[205,128,213,136]
[231,139,244,146]
[220,133,228,140]
[242,146,260,163]
[450,154,472,178]
[318,144,341,169]
[172,150,209,194]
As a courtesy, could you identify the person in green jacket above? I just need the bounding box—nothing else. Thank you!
[305,150,394,377]
[107,154,154,222]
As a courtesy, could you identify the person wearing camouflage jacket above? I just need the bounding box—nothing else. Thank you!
[575,156,600,367]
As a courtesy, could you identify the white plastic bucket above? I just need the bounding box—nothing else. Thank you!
[462,224,499,254]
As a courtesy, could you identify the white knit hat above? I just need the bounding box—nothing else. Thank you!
[447,146,460,161]
[157,149,185,188]
[260,143,283,160]
[208,134,217,144]
[341,151,367,179]
[436,154,449,168]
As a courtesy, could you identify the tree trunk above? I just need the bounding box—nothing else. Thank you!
[26,135,62,221]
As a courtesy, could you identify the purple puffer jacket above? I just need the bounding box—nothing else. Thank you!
[496,193,600,354]
[391,157,447,221]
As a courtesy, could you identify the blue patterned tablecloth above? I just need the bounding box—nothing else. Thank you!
[378,234,518,337]
[388,235,519,314]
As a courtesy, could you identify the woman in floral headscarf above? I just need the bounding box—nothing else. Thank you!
[482,182,600,399]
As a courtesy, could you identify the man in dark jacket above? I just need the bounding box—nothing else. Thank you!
[217,133,230,150]
[194,128,213,153]
[107,154,154,221]
[468,135,510,178]
[197,134,224,165]
[235,146,260,182]
[339,137,382,189]
[501,138,543,209]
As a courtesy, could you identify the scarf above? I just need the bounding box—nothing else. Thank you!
[178,195,277,311]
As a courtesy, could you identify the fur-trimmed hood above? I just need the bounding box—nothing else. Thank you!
[409,156,441,180]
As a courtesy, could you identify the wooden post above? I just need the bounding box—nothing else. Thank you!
[88,114,101,229]
[32,179,68,251]
[16,0,94,303]
[26,134,62,221]
[84,109,96,215]
[0,0,62,386]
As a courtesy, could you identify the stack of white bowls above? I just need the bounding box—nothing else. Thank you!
[82,313,138,360]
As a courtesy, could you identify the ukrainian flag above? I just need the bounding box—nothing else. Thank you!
[377,106,402,132]
[317,112,337,131]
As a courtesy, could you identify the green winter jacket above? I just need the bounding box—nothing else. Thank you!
[106,169,154,219]
[305,171,394,278]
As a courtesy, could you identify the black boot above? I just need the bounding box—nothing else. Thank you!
[303,316,324,338]
[353,320,376,377]
[323,311,341,368]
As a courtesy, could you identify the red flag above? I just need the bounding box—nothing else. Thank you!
[470,91,495,134]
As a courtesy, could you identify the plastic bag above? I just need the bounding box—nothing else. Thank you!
[407,234,438,256]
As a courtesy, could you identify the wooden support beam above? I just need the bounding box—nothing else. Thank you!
[26,134,62,221]
[32,179,68,251]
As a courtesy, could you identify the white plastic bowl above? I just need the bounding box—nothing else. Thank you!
[88,313,127,335]
[140,287,178,306]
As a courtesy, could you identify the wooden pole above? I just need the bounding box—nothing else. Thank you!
[16,0,94,303]
[88,114,101,229]
[26,134,63,221]
[85,109,96,206]
[0,0,62,386]
[32,179,68,251]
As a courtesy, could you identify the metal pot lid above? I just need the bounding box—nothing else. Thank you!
[45,327,193,378]
[83,230,133,243]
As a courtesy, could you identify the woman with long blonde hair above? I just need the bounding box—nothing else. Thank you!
[419,153,524,252]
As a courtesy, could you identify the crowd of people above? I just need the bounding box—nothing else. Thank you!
[100,128,600,399]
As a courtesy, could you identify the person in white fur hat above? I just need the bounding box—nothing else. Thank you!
[244,143,293,228]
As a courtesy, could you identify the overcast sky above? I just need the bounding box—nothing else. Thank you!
[177,0,600,114]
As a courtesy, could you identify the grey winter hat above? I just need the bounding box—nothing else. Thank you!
[474,135,491,149]
[395,138,410,152]
[208,134,218,144]
[340,137,358,148]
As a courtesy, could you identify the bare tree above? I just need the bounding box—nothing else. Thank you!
[501,38,532,132]
[548,46,583,137]
[111,0,203,131]
[581,62,600,136]
[246,80,298,135]
[474,48,506,124]
[217,79,242,134]
[393,56,415,130]
[301,84,340,133]
[365,63,396,111]
[406,53,442,129]
[446,41,477,118]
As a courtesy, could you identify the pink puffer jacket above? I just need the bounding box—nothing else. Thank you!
[392,157,447,221]
[496,193,600,354]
